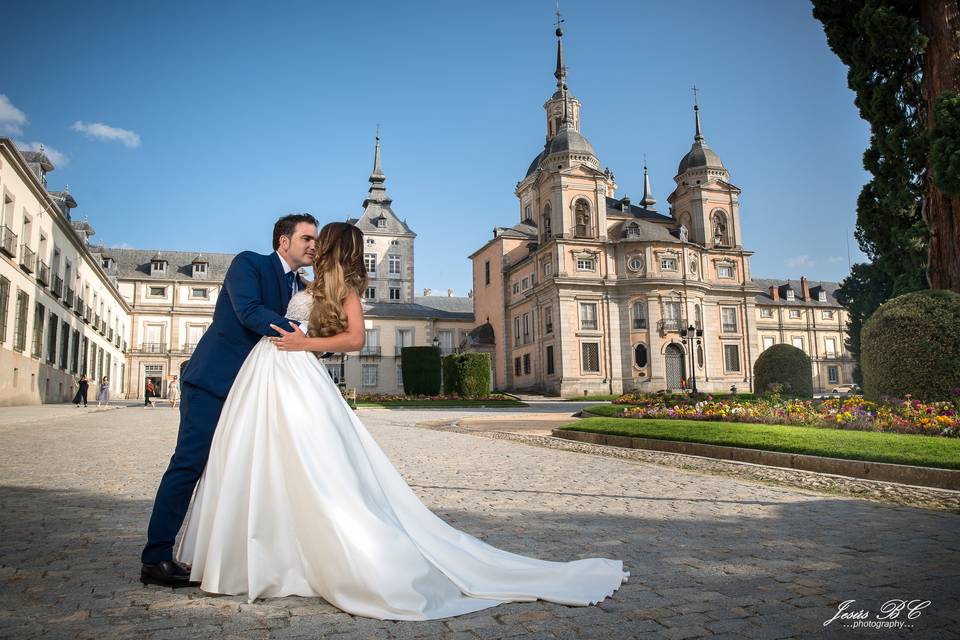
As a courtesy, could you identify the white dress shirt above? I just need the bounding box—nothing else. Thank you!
[276,251,307,333]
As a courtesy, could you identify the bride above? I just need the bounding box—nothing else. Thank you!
[175,221,628,620]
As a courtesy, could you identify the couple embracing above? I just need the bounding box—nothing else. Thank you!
[139,214,628,620]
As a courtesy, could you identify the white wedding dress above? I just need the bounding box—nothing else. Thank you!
[176,291,628,620]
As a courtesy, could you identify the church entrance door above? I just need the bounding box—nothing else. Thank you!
[664,344,686,390]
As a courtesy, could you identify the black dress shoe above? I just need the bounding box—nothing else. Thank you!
[140,560,199,588]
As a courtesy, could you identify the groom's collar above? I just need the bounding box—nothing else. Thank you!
[275,250,293,275]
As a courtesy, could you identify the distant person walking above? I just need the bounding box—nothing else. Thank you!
[145,379,156,408]
[168,376,180,408]
[73,375,89,407]
[97,377,110,406]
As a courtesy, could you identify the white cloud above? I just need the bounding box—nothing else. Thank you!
[15,141,69,167]
[71,120,140,148]
[827,256,846,264]
[0,94,28,136]
[785,255,816,269]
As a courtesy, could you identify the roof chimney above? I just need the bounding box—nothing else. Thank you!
[769,285,779,301]
[447,288,453,297]
[800,276,810,300]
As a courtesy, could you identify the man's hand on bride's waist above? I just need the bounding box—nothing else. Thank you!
[269,322,310,351]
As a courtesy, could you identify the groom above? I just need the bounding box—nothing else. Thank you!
[140,213,320,586]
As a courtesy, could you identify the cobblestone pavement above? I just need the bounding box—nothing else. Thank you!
[1,405,959,639]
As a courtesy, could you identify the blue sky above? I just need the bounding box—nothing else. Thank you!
[0,0,868,294]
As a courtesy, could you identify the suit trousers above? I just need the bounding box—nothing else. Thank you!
[141,381,225,564]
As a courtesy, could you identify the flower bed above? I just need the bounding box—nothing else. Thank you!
[610,392,959,438]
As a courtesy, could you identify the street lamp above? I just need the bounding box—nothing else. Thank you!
[680,323,703,395]
[432,336,440,351]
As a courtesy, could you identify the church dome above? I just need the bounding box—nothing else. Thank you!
[546,128,596,158]
[525,128,598,177]
[677,141,725,175]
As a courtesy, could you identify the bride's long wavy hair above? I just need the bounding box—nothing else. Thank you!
[306,222,368,338]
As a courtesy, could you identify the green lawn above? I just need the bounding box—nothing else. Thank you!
[563,394,621,401]
[355,399,527,408]
[581,404,629,417]
[559,417,960,470]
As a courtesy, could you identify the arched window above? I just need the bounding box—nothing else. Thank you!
[574,200,591,238]
[634,344,648,368]
[712,210,729,246]
[543,203,552,239]
[695,304,702,330]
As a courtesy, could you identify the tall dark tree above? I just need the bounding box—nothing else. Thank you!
[921,0,960,292]
[813,0,960,292]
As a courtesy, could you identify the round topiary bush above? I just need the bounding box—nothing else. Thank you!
[861,289,960,402]
[753,344,813,398]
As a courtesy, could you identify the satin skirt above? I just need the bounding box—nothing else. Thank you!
[176,338,628,620]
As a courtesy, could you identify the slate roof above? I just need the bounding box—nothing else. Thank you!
[414,295,473,314]
[752,278,844,308]
[467,321,495,346]
[363,296,474,321]
[94,246,236,280]
[605,196,672,222]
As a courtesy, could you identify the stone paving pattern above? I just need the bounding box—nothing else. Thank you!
[1,405,959,639]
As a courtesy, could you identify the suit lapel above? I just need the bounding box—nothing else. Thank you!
[270,252,291,311]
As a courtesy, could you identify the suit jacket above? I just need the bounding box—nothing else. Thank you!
[181,251,301,399]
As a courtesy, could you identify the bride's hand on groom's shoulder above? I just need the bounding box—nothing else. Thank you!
[269,322,310,352]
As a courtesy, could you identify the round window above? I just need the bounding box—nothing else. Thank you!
[634,344,648,368]
[628,256,644,272]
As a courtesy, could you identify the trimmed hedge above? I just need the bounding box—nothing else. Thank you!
[753,344,813,398]
[442,355,458,395]
[441,353,491,398]
[400,347,441,395]
[861,290,960,402]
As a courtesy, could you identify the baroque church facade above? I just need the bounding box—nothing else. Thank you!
[468,23,855,396]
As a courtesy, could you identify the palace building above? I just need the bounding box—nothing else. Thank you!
[0,139,129,405]
[467,22,855,396]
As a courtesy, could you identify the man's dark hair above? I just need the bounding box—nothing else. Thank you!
[273,213,319,250]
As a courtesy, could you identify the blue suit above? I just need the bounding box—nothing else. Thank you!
[142,251,302,564]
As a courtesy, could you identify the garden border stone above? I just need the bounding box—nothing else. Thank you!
[552,428,960,491]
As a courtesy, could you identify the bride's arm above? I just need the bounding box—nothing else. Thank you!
[270,290,365,353]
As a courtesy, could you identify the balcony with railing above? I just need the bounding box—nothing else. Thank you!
[36,260,49,286]
[64,286,75,308]
[181,343,198,354]
[360,345,382,357]
[19,244,36,273]
[0,225,17,257]
[51,275,63,298]
[657,318,682,333]
[139,342,166,354]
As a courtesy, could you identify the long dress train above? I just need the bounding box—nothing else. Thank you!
[176,292,628,620]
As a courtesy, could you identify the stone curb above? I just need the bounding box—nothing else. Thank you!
[553,428,960,491]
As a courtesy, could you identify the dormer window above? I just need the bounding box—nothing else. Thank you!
[818,290,827,302]
[101,257,114,270]
[150,260,167,275]
[786,289,796,301]
[193,262,207,277]
[377,217,387,228]
[625,222,640,238]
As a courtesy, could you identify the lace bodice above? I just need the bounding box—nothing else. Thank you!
[285,291,313,322]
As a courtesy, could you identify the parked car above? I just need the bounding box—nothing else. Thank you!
[831,383,861,395]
